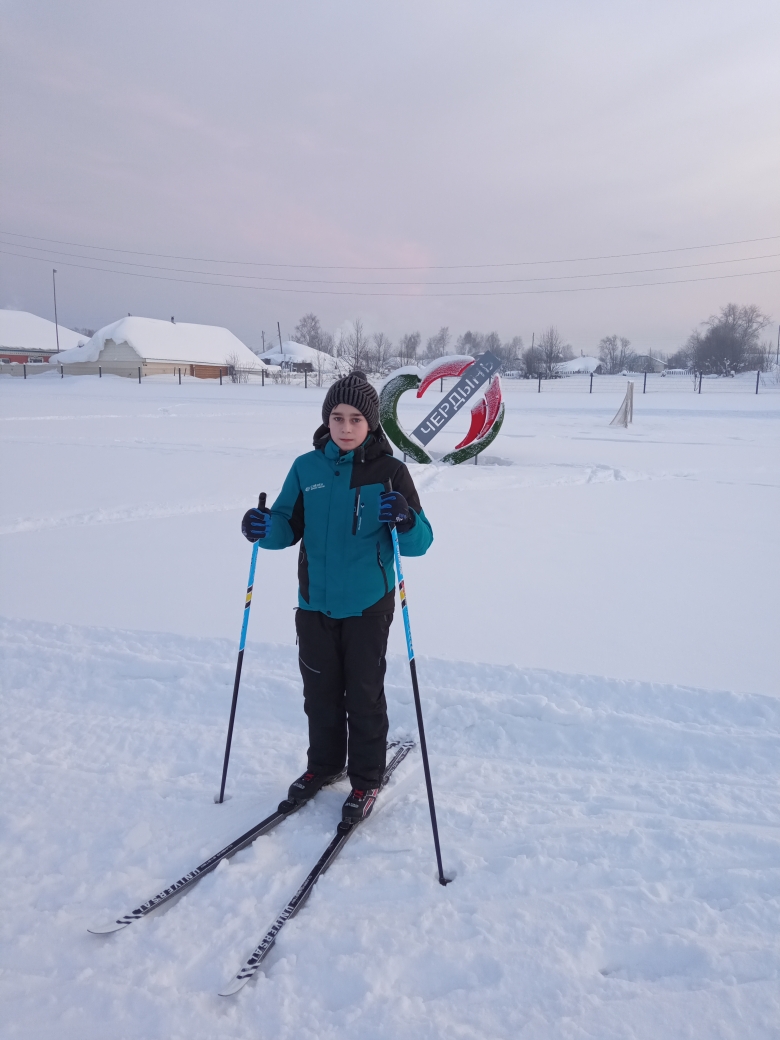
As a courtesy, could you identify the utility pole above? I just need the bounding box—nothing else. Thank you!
[776,323,779,366]
[52,269,60,353]
[277,321,283,352]
[261,331,265,353]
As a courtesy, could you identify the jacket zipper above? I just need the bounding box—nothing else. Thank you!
[352,488,361,535]
[376,541,389,595]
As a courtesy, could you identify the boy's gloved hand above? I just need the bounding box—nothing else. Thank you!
[378,490,415,532]
[241,504,272,542]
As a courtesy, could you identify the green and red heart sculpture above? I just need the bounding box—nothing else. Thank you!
[379,355,505,465]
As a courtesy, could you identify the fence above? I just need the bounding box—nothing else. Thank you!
[210,368,780,394]
[4,364,779,395]
[500,371,780,395]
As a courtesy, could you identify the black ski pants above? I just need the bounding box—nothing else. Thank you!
[295,608,392,789]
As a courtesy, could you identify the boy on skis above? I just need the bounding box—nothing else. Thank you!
[241,370,433,824]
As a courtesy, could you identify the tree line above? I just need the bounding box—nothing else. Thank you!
[279,301,775,379]
[667,304,774,374]
[597,304,775,375]
[286,314,579,378]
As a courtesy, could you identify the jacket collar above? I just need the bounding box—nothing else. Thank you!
[325,438,352,462]
[312,424,394,464]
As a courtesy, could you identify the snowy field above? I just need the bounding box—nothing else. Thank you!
[2,373,778,693]
[1,372,779,1038]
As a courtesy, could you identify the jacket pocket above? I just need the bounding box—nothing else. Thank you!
[376,541,389,595]
[298,541,310,603]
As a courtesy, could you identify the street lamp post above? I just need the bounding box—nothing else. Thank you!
[52,269,60,354]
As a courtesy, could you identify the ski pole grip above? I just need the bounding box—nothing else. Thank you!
[258,492,267,511]
[382,480,396,529]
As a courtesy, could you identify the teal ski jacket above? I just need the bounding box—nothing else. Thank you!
[259,426,433,618]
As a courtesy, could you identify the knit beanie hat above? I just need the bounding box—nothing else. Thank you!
[322,370,380,431]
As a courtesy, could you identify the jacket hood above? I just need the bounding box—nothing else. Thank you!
[312,423,394,462]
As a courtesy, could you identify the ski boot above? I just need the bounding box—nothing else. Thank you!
[280,769,343,812]
[341,786,380,825]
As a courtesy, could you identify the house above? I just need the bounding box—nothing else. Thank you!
[0,309,87,365]
[258,339,343,375]
[555,355,604,375]
[48,316,261,378]
[628,355,667,374]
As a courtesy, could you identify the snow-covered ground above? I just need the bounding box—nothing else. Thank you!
[2,373,777,693]
[1,373,779,1037]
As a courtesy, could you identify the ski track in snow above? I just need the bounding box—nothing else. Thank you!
[0,501,248,535]
[0,465,666,535]
[409,458,665,493]
[2,617,780,1039]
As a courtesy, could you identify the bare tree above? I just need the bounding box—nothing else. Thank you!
[598,334,635,374]
[339,318,371,371]
[398,331,421,364]
[293,312,334,355]
[456,331,485,354]
[293,312,319,345]
[226,351,248,383]
[521,343,541,376]
[457,330,523,371]
[424,327,451,359]
[665,348,689,370]
[502,335,524,372]
[367,332,394,375]
[684,303,772,374]
[538,326,572,377]
[312,348,328,387]
[483,331,502,355]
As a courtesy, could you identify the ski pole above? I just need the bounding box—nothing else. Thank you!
[217,492,266,804]
[384,481,451,886]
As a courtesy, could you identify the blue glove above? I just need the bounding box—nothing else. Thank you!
[379,490,414,532]
[241,505,272,542]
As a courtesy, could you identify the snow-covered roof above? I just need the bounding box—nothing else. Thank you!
[0,309,87,353]
[51,316,259,367]
[556,356,602,374]
[258,340,343,370]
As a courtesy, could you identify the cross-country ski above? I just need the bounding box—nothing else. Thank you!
[87,771,346,934]
[220,740,415,996]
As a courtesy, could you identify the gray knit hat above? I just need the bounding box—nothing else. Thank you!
[322,370,380,430]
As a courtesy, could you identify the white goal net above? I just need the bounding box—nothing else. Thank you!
[610,380,634,427]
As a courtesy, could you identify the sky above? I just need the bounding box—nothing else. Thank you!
[1,0,779,355]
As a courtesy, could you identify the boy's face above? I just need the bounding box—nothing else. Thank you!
[329,403,370,451]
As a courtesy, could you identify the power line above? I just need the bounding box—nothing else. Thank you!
[1,228,779,271]
[3,247,779,298]
[3,238,779,286]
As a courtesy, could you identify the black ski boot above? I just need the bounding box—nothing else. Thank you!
[282,769,342,811]
[341,786,380,825]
